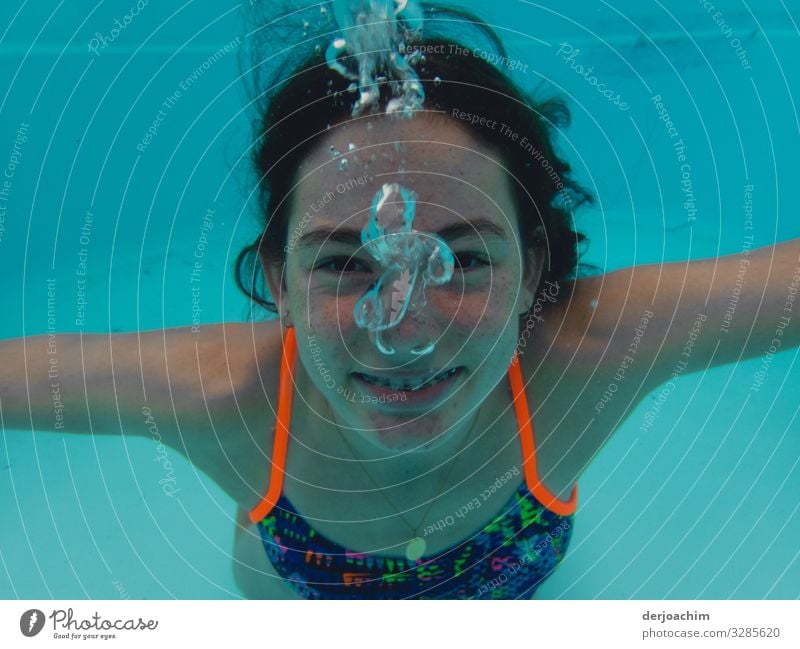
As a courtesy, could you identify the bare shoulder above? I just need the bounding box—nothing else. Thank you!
[123,319,283,402]
[520,277,653,491]
[146,319,284,507]
[198,319,284,407]
[521,277,603,371]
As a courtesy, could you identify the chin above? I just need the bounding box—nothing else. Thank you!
[357,413,455,454]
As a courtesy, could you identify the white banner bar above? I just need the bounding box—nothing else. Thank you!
[1,600,797,648]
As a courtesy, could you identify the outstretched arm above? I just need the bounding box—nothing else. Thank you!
[569,238,800,391]
[0,323,274,440]
[0,322,281,504]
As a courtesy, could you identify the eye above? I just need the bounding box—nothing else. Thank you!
[454,253,490,271]
[315,256,372,274]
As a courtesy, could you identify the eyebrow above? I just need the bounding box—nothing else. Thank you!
[295,218,508,250]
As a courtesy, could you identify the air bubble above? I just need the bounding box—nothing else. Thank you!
[338,158,349,171]
[434,76,442,86]
[353,182,455,356]
[325,0,427,115]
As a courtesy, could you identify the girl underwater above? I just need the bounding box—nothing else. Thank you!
[2,1,799,599]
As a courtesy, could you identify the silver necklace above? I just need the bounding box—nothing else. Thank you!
[332,407,482,562]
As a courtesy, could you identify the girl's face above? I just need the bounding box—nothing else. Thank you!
[267,112,542,453]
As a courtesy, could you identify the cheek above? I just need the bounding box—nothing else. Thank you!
[298,289,363,336]
[437,267,522,329]
[286,264,360,329]
[444,269,524,363]
[295,319,355,393]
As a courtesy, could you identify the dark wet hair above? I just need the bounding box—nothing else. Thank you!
[236,5,595,318]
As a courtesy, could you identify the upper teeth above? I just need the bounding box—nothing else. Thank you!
[359,368,458,391]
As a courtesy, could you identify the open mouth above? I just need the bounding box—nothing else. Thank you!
[353,367,462,392]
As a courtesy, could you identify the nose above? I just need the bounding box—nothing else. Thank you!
[373,297,443,357]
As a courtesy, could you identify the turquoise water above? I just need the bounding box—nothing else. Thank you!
[1,0,798,598]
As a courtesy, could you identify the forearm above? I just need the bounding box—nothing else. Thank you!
[0,333,128,434]
[0,323,269,440]
[571,238,800,386]
[716,238,800,361]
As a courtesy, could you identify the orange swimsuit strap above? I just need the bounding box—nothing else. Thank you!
[248,327,577,524]
[508,351,578,516]
[248,326,297,524]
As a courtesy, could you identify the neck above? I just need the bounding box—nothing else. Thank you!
[331,402,486,481]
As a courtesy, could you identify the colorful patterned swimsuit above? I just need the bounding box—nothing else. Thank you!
[248,327,578,599]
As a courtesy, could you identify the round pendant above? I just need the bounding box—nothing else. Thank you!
[405,537,427,562]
